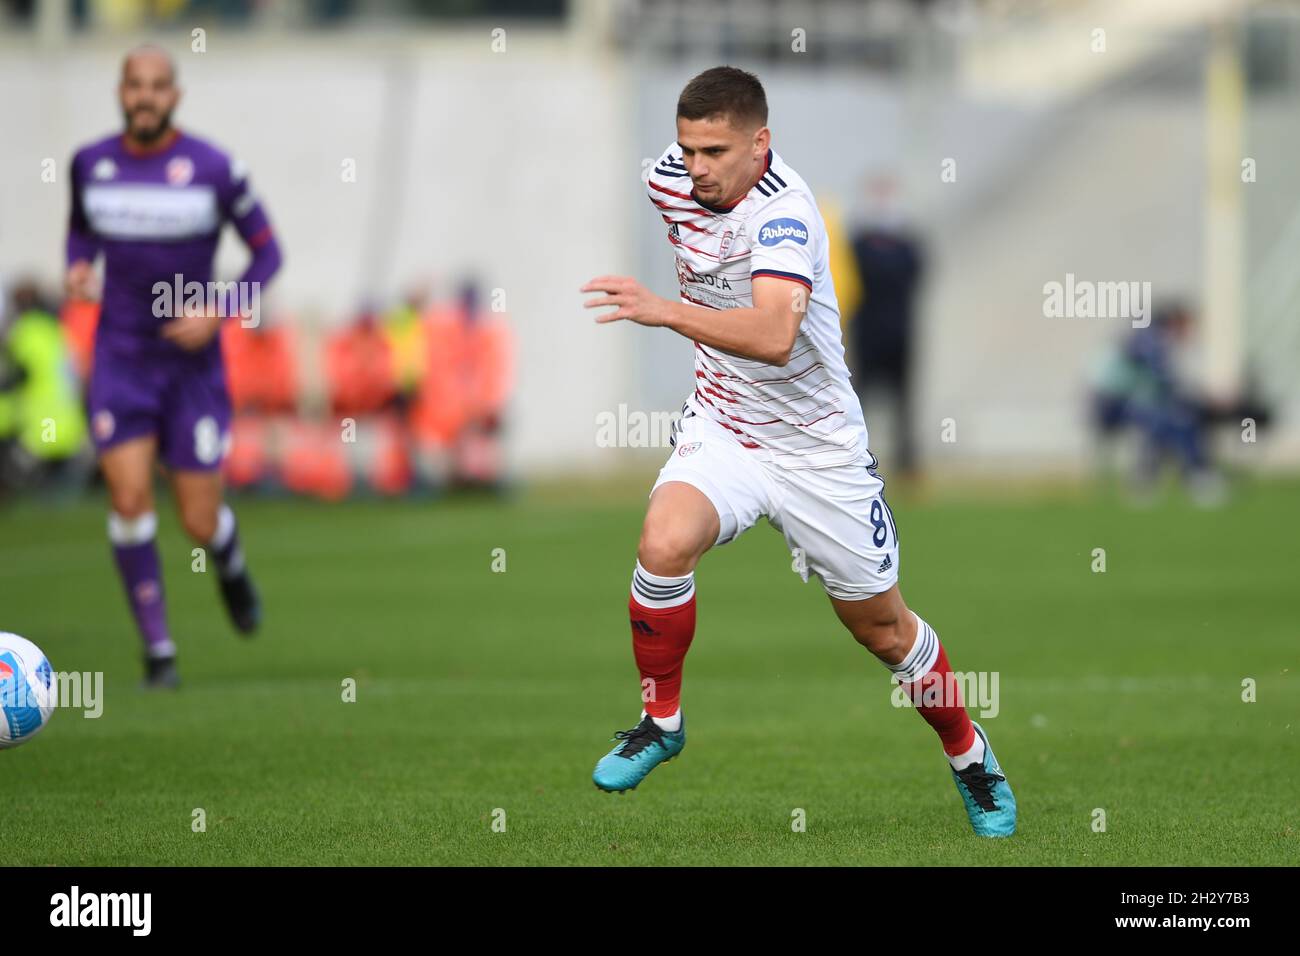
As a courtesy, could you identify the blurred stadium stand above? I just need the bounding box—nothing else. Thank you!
[2,0,1298,492]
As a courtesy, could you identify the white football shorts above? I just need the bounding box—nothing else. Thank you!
[651,399,900,600]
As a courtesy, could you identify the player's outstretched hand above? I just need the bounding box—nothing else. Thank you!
[161,310,224,351]
[581,275,669,327]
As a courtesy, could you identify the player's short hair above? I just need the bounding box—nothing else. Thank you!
[677,66,768,130]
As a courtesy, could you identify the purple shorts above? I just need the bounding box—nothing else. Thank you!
[88,341,232,472]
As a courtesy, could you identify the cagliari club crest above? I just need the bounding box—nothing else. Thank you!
[719,229,734,259]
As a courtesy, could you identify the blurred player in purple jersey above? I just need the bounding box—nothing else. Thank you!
[65,46,282,688]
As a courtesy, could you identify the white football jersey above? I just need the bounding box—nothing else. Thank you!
[646,142,868,469]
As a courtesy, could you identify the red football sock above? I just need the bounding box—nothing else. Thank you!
[629,562,697,718]
[895,617,976,757]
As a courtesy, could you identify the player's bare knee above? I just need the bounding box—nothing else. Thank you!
[109,487,153,519]
[853,613,909,663]
[638,520,706,577]
[180,506,218,543]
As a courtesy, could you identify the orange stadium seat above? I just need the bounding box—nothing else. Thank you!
[224,416,269,489]
[280,421,352,501]
[369,414,413,496]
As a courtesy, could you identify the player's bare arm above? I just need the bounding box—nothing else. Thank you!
[580,274,804,366]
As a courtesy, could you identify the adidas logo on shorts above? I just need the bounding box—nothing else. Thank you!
[877,555,893,574]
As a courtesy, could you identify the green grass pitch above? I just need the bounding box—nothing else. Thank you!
[1,479,1296,865]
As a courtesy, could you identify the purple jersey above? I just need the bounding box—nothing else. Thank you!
[68,128,281,357]
[68,128,282,468]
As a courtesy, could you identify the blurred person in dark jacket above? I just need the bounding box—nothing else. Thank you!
[848,173,925,477]
[1090,302,1269,506]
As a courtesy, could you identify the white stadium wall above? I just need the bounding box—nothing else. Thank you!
[0,32,635,478]
[3,29,1298,479]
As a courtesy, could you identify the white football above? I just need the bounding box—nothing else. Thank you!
[0,632,56,749]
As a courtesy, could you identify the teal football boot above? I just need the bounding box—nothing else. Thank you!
[592,713,686,793]
[951,721,1017,837]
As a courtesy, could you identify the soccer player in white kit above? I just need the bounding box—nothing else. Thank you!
[582,67,1016,836]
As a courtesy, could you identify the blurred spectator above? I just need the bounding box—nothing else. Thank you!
[0,280,91,495]
[223,317,299,413]
[60,297,99,385]
[1090,302,1271,506]
[848,173,925,477]
[221,317,299,490]
[324,307,410,495]
[325,307,397,418]
[213,280,511,499]
[383,283,432,398]
[409,279,512,489]
[0,272,513,502]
